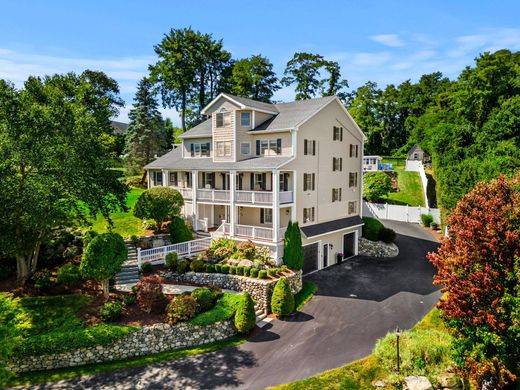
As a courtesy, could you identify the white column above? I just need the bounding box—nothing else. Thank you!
[147,171,151,189]
[272,169,280,242]
[229,170,236,236]
[162,169,168,187]
[291,171,297,222]
[192,170,198,230]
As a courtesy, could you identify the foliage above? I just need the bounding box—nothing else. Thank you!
[362,217,385,241]
[80,232,127,299]
[234,292,256,334]
[254,246,273,268]
[271,278,295,316]
[294,281,317,312]
[221,264,229,274]
[428,174,520,388]
[283,221,304,270]
[32,269,53,289]
[133,187,184,232]
[363,172,392,202]
[135,275,165,314]
[207,238,237,260]
[378,227,396,244]
[383,165,425,207]
[237,240,256,260]
[258,270,267,279]
[140,261,153,275]
[56,263,82,285]
[0,72,128,281]
[99,301,123,322]
[205,263,215,273]
[420,213,434,227]
[0,293,28,381]
[250,268,259,278]
[190,288,216,313]
[190,293,241,326]
[123,293,136,306]
[214,264,222,273]
[189,259,206,273]
[236,266,244,276]
[267,268,278,277]
[169,216,193,243]
[230,55,280,102]
[165,252,178,271]
[166,295,198,325]
[243,267,250,276]
[177,259,188,274]
[229,266,237,275]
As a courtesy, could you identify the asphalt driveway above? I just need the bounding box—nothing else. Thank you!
[21,221,441,390]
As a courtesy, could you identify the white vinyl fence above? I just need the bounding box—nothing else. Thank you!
[137,237,212,269]
[406,160,431,208]
[363,201,441,225]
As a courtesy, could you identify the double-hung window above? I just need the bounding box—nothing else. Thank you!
[190,142,210,157]
[348,201,358,214]
[349,172,358,188]
[256,139,282,156]
[240,112,251,127]
[216,141,232,157]
[240,142,251,155]
[216,110,231,127]
[260,208,273,224]
[349,144,359,158]
[169,172,178,186]
[303,207,315,223]
[332,188,342,202]
[153,171,163,186]
[304,139,316,155]
[333,157,343,171]
[333,126,343,141]
[303,173,316,191]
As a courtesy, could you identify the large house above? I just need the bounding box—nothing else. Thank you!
[145,93,365,273]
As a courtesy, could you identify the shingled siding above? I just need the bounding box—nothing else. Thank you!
[212,100,236,162]
[11,320,236,373]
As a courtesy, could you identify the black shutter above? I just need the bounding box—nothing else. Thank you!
[340,158,343,171]
[311,207,315,222]
[256,140,261,155]
[303,208,307,222]
[333,126,336,140]
[356,145,359,157]
[332,189,335,202]
[313,173,316,190]
[190,143,194,157]
[312,140,316,155]
[340,188,342,201]
[276,139,282,155]
[333,158,336,171]
[206,142,211,156]
[340,127,344,141]
[260,209,264,224]
[303,173,307,191]
[250,173,254,190]
[304,139,308,155]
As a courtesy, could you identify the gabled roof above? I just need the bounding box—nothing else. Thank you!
[201,93,279,115]
[178,119,212,139]
[111,120,129,135]
[144,146,292,170]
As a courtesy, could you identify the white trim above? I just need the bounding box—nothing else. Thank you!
[301,223,364,240]
[201,93,278,115]
[178,134,212,139]
[248,128,294,134]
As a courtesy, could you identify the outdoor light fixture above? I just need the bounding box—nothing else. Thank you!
[395,326,401,373]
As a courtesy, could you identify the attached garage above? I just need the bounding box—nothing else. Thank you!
[302,242,319,274]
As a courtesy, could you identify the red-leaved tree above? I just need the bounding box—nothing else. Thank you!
[428,173,520,389]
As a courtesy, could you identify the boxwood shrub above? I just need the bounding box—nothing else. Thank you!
[250,268,259,278]
[140,261,153,275]
[214,263,222,273]
[221,265,230,274]
[243,267,251,276]
[258,270,268,279]
[191,288,215,313]
[236,266,244,276]
[271,278,295,316]
[229,266,237,275]
[234,292,256,334]
[99,300,123,322]
[177,259,188,274]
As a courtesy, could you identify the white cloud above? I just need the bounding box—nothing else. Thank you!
[370,34,405,48]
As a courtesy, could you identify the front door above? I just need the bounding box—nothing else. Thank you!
[323,244,329,268]
[343,232,356,258]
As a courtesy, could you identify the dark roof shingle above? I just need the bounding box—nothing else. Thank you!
[300,216,363,238]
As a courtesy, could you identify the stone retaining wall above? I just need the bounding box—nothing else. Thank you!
[358,237,399,257]
[138,234,171,249]
[161,271,303,313]
[10,320,236,373]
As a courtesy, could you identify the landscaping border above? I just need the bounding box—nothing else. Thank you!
[10,320,236,373]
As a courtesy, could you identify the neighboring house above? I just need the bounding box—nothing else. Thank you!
[406,144,431,163]
[111,120,129,135]
[363,155,383,171]
[144,93,365,273]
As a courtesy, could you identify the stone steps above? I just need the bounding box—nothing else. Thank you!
[115,243,140,285]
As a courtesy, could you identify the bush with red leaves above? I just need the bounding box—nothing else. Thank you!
[428,173,520,389]
[166,295,198,325]
[135,275,165,314]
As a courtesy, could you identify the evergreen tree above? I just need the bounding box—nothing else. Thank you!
[271,278,295,316]
[234,292,256,333]
[283,221,304,270]
[125,77,166,181]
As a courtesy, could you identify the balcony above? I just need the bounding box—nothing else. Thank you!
[178,188,193,199]
[195,189,293,205]
[197,189,230,202]
[218,223,287,242]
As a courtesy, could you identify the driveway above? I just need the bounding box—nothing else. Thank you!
[22,221,441,390]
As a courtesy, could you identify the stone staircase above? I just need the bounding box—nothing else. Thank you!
[255,304,267,323]
[114,243,140,286]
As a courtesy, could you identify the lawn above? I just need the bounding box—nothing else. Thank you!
[294,281,317,312]
[382,164,425,207]
[190,293,242,326]
[87,187,146,238]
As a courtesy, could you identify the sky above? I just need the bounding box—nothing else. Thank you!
[1,0,519,125]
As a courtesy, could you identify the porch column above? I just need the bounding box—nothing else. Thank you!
[229,170,236,236]
[147,170,151,189]
[192,170,198,230]
[272,169,280,243]
[291,171,297,221]
[162,169,169,187]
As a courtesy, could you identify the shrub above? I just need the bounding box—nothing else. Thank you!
[207,238,237,260]
[166,295,198,325]
[421,213,434,227]
[243,267,251,276]
[254,246,273,267]
[214,264,222,273]
[280,265,289,273]
[56,263,82,285]
[177,259,188,274]
[271,278,295,316]
[221,265,230,274]
[99,300,123,322]
[169,216,193,244]
[250,268,259,278]
[363,171,392,202]
[430,222,439,230]
[82,230,98,247]
[165,252,178,271]
[283,221,304,270]
[135,275,164,314]
[62,245,81,259]
[258,270,268,279]
[362,216,384,241]
[32,269,53,289]
[229,266,237,275]
[236,266,244,276]
[210,287,223,301]
[189,259,205,273]
[234,292,256,334]
[205,263,215,273]
[130,235,140,247]
[80,232,127,299]
[267,268,278,277]
[123,293,136,306]
[140,261,153,275]
[237,240,256,260]
[191,288,215,313]
[133,187,184,232]
[378,227,396,243]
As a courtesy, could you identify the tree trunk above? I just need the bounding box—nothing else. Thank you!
[101,279,110,300]
[140,171,147,186]
[16,255,30,282]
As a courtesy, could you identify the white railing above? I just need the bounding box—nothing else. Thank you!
[363,201,441,225]
[235,191,272,204]
[196,218,209,232]
[235,224,273,240]
[214,190,230,201]
[197,189,214,201]
[178,188,193,199]
[137,237,212,268]
[196,189,230,202]
[279,191,293,204]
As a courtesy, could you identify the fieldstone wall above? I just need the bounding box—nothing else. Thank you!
[10,320,236,373]
[358,237,399,257]
[138,234,171,249]
[161,271,303,313]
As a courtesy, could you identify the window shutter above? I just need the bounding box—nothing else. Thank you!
[340,127,344,141]
[190,143,194,157]
[312,173,316,190]
[304,139,308,155]
[312,140,316,155]
[340,158,343,171]
[340,188,342,201]
[276,139,282,155]
[303,173,307,191]
[332,158,335,171]
[303,208,307,222]
[250,173,254,190]
[332,189,335,202]
[206,143,211,155]
[333,126,336,140]
[256,140,260,155]
[260,209,264,224]
[355,145,359,157]
[312,207,315,221]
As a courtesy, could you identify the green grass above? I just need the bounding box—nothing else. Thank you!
[4,336,246,388]
[382,165,425,207]
[88,187,146,238]
[190,293,242,326]
[294,281,317,312]
[362,216,385,241]
[6,295,136,358]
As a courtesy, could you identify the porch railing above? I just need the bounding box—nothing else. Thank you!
[137,237,212,268]
[235,224,273,240]
[178,188,193,199]
[196,189,230,202]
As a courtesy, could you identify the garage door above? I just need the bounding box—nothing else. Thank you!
[302,243,319,274]
[343,232,356,258]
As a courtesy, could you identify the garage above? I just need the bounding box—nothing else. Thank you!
[343,232,356,258]
[302,242,319,274]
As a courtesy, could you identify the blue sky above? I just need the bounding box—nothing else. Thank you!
[1,0,519,124]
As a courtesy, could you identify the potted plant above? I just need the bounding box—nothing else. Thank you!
[336,252,344,264]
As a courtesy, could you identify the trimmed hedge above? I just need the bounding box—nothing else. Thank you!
[234,292,256,334]
[191,288,215,313]
[362,217,385,241]
[271,278,295,316]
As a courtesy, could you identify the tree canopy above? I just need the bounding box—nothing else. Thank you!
[230,55,280,102]
[133,187,184,231]
[363,172,392,202]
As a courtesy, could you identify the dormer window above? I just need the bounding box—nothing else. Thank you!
[216,108,231,128]
[240,112,251,127]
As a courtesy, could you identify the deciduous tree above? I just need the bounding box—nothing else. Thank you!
[133,187,184,231]
[230,55,280,102]
[363,172,392,202]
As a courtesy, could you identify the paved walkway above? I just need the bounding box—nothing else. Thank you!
[22,221,440,390]
[114,282,235,295]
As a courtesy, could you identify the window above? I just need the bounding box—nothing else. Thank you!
[240,142,251,155]
[216,141,232,157]
[349,144,359,158]
[304,139,316,156]
[185,172,192,188]
[279,173,289,191]
[256,139,281,156]
[333,126,343,141]
[303,173,315,191]
[349,172,358,188]
[260,208,273,224]
[169,172,178,186]
[152,171,163,185]
[332,188,342,202]
[333,157,343,171]
[303,207,315,223]
[253,173,266,190]
[240,112,251,127]
[202,172,215,188]
[216,110,231,128]
[348,201,357,215]
[190,142,210,157]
